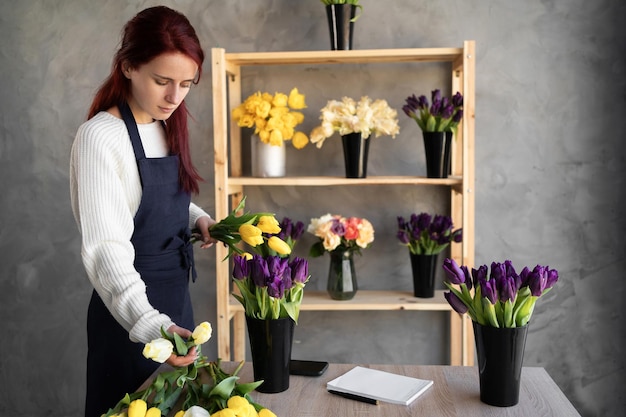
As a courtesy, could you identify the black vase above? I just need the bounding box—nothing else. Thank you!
[422,131,452,178]
[409,253,438,298]
[246,316,295,393]
[473,322,529,407]
[341,133,370,178]
[325,4,357,50]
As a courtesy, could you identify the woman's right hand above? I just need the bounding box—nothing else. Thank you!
[165,324,198,367]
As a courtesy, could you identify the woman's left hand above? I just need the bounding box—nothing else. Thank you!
[195,215,217,249]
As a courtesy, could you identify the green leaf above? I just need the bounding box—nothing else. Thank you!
[234,380,264,395]
[173,332,189,356]
[308,241,326,257]
[209,375,239,399]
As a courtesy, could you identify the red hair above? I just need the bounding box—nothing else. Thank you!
[88,6,204,194]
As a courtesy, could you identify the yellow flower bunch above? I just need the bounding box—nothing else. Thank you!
[232,88,309,149]
[200,197,292,259]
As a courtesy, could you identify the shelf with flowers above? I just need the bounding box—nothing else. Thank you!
[211,43,475,366]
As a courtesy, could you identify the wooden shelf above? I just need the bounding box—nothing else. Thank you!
[229,290,453,316]
[212,42,476,366]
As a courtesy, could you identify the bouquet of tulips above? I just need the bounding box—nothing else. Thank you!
[403,89,464,136]
[396,212,462,255]
[198,197,293,260]
[442,258,559,328]
[103,322,276,417]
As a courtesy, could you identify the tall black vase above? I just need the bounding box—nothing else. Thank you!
[473,322,529,407]
[409,253,438,298]
[325,4,357,50]
[422,131,452,178]
[246,316,295,393]
[341,132,370,178]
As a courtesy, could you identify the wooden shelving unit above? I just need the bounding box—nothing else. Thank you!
[211,42,476,366]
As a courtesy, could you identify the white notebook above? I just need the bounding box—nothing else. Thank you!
[327,366,433,406]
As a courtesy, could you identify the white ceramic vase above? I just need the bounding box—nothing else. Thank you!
[251,137,286,177]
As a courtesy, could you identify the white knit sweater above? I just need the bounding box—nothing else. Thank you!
[70,111,210,343]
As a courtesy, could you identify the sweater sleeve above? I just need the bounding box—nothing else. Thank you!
[70,115,174,344]
[189,202,211,230]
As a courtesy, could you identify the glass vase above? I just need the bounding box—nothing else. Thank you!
[327,248,358,300]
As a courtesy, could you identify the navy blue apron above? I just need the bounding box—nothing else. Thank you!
[85,103,196,417]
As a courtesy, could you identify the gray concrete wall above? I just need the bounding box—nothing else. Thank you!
[1,1,624,416]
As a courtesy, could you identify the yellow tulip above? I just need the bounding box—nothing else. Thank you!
[239,224,264,247]
[226,396,250,415]
[145,407,161,417]
[258,408,277,417]
[288,87,307,109]
[291,131,309,150]
[191,321,212,345]
[291,111,305,124]
[128,399,147,417]
[268,129,283,147]
[267,236,291,256]
[173,411,185,417]
[272,92,288,107]
[210,409,236,417]
[256,216,281,234]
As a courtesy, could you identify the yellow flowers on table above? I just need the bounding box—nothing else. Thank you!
[208,396,276,417]
[125,399,161,417]
[232,88,309,149]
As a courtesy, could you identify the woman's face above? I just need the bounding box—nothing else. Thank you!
[125,52,198,124]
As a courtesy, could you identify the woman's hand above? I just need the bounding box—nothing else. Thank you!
[195,215,218,249]
[165,324,198,367]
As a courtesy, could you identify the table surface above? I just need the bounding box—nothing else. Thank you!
[148,363,582,417]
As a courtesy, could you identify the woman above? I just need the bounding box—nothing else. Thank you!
[70,6,216,416]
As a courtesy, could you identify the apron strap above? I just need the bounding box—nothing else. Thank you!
[118,101,146,161]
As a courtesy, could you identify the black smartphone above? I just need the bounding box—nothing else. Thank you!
[289,359,329,376]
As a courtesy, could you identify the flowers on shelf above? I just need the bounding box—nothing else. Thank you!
[403,89,464,135]
[307,213,375,256]
[309,96,400,148]
[442,258,559,328]
[104,323,276,417]
[396,212,462,255]
[231,88,309,149]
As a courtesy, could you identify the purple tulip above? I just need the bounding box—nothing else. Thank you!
[480,278,498,304]
[452,109,463,123]
[430,100,442,117]
[278,218,293,241]
[402,104,415,117]
[461,265,473,291]
[490,261,507,281]
[397,216,407,230]
[453,229,463,243]
[496,274,517,302]
[472,265,488,285]
[267,274,287,299]
[431,89,442,104]
[417,95,429,110]
[292,221,305,240]
[232,255,249,280]
[451,92,463,108]
[250,255,269,288]
[415,213,431,231]
[545,268,559,289]
[289,257,309,284]
[442,258,465,285]
[397,230,410,245]
[527,265,549,296]
[441,104,454,119]
[444,291,468,314]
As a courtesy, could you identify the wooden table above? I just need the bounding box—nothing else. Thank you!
[147,363,581,416]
